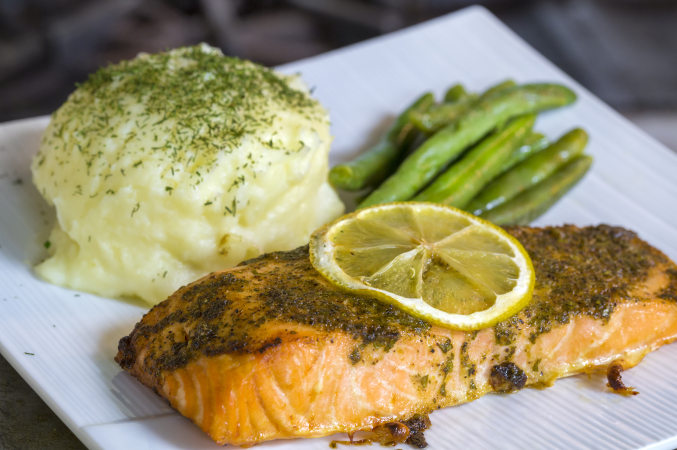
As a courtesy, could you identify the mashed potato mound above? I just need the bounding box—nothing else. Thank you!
[32,44,344,304]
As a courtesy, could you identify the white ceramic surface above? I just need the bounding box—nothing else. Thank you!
[1,6,676,449]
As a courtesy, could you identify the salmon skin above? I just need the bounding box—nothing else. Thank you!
[116,225,677,447]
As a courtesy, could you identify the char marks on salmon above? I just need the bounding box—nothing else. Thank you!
[116,225,677,446]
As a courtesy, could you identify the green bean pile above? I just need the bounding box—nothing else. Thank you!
[329,80,593,226]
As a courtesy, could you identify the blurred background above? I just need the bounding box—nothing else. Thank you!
[0,0,676,152]
[0,0,676,448]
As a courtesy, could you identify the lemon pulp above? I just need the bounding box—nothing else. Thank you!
[309,202,534,330]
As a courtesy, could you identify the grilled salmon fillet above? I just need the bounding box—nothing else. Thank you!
[116,225,677,446]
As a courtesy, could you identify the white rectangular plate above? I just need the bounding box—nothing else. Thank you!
[2,6,677,449]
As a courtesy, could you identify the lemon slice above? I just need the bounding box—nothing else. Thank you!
[309,202,534,330]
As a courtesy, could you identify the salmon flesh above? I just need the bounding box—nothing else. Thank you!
[116,225,677,446]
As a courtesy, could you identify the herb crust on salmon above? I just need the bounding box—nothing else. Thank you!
[116,225,677,447]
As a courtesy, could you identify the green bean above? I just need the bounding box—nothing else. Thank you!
[444,84,469,102]
[467,128,588,216]
[479,79,517,100]
[465,131,548,213]
[414,114,536,208]
[409,96,477,134]
[329,92,434,191]
[501,132,549,172]
[480,155,593,225]
[410,80,516,134]
[358,83,577,208]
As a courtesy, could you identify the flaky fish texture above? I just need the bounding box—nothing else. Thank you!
[116,225,677,446]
